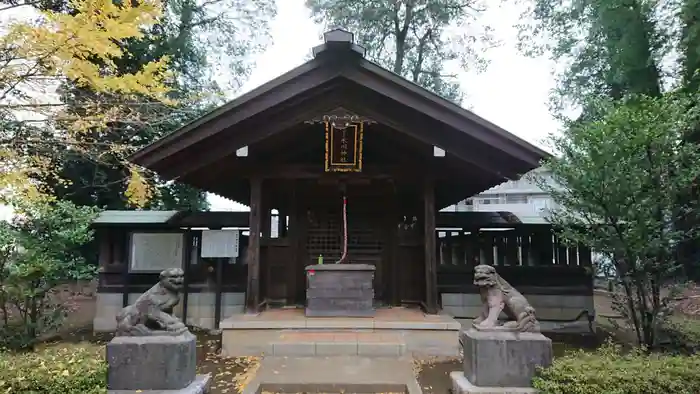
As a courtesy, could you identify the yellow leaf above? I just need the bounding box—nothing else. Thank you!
[0,0,173,206]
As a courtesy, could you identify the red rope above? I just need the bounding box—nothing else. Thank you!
[336,196,348,264]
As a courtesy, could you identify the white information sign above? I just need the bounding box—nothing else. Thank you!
[201,229,240,258]
[130,232,184,272]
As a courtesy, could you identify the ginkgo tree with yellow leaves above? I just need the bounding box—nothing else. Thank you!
[0,0,174,207]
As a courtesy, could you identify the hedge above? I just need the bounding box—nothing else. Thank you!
[0,343,106,393]
[664,316,700,353]
[533,342,700,394]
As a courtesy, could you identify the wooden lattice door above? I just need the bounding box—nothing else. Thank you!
[305,197,386,301]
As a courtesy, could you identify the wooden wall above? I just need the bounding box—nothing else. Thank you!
[94,211,594,309]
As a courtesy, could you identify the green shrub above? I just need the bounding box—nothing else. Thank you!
[664,316,700,353]
[533,342,700,394]
[0,343,106,393]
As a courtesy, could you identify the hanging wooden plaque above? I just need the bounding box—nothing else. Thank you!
[325,121,364,172]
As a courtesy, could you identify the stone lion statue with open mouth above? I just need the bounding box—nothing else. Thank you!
[472,264,539,332]
[115,268,189,336]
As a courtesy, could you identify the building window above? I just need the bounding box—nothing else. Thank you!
[479,198,500,205]
[505,194,529,204]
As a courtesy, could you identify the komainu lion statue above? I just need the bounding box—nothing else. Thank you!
[115,268,189,336]
[472,264,539,332]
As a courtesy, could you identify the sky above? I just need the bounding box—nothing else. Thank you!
[0,0,560,217]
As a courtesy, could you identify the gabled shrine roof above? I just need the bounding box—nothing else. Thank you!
[128,29,550,207]
[131,29,548,172]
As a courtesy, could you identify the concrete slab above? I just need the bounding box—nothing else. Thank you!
[242,357,422,394]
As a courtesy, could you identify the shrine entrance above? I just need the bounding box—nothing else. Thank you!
[299,180,396,305]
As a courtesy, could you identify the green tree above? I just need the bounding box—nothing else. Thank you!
[518,0,664,112]
[0,199,99,349]
[305,0,495,103]
[519,0,700,279]
[1,0,276,210]
[537,92,700,348]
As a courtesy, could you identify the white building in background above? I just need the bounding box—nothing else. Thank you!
[443,167,557,223]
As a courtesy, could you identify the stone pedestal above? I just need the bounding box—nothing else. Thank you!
[305,264,375,317]
[106,332,211,393]
[450,328,552,394]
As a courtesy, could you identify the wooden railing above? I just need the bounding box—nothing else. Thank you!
[436,227,592,268]
[435,225,594,295]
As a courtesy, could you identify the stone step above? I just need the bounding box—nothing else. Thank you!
[270,331,406,357]
[221,329,460,358]
[270,341,407,357]
[241,357,422,394]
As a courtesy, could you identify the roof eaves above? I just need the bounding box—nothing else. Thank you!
[129,57,325,165]
[355,59,551,161]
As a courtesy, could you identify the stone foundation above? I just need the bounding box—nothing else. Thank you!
[94,292,245,332]
[461,329,552,387]
[450,328,552,394]
[107,333,198,390]
[106,333,211,393]
[450,371,537,394]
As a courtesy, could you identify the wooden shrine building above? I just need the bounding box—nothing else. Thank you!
[93,30,595,335]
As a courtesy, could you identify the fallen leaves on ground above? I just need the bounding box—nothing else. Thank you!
[196,338,260,394]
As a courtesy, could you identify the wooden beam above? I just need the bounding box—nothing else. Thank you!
[245,176,263,313]
[423,178,439,314]
[220,163,455,181]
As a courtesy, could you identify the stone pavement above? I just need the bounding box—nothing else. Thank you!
[241,356,422,394]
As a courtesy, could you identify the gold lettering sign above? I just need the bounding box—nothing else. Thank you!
[324,121,364,172]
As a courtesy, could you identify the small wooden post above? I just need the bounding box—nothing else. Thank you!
[181,231,192,325]
[245,177,262,313]
[215,257,224,327]
[423,179,439,314]
[122,233,132,308]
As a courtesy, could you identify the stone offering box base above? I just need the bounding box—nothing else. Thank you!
[106,333,211,394]
[305,264,376,317]
[451,328,552,393]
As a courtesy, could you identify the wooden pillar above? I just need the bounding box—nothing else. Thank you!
[423,179,439,314]
[386,191,400,306]
[287,181,300,303]
[245,176,262,313]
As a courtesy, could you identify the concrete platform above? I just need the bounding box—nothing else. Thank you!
[242,357,422,394]
[221,307,460,358]
[221,307,461,330]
